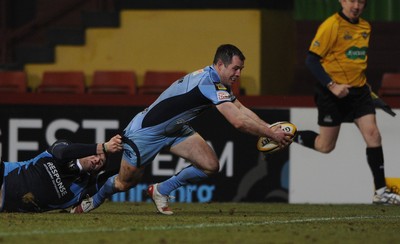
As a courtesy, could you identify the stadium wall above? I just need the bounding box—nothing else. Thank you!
[25,10,262,95]
[1,96,399,204]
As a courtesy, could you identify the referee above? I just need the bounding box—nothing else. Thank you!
[294,0,400,204]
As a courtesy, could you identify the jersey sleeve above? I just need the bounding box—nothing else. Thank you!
[196,68,236,105]
[309,16,339,58]
[48,140,97,161]
[199,82,236,105]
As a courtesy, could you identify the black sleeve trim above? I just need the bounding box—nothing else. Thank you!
[49,140,97,161]
[305,51,332,86]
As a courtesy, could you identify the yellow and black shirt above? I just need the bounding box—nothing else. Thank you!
[309,12,370,87]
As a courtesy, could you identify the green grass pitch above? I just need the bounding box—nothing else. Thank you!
[1,202,400,243]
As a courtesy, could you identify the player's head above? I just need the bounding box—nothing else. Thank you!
[213,44,245,86]
[339,0,367,6]
[213,44,245,66]
[339,0,367,21]
[79,153,108,174]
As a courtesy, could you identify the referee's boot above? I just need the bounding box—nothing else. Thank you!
[373,187,400,205]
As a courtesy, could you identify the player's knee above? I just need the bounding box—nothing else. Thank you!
[318,144,335,153]
[315,137,336,153]
[365,129,382,146]
[210,165,220,175]
[201,161,219,175]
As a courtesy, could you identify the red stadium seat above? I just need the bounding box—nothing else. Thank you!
[378,73,400,97]
[88,70,137,95]
[0,71,28,93]
[231,79,241,96]
[138,70,186,95]
[37,71,85,94]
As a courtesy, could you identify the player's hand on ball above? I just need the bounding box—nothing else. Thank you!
[257,121,297,153]
[269,125,293,147]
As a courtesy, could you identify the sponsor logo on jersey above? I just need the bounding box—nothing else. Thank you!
[343,32,352,40]
[217,91,231,101]
[192,69,204,76]
[312,40,320,47]
[215,83,227,91]
[345,47,367,60]
[44,162,68,198]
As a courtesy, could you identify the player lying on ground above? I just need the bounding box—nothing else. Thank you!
[0,135,122,212]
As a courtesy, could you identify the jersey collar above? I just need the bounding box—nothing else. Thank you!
[338,11,359,24]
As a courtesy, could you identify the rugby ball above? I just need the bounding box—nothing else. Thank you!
[256,121,297,153]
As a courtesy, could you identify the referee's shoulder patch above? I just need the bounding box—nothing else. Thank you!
[313,40,320,47]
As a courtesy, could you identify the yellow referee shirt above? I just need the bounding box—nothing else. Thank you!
[309,12,370,87]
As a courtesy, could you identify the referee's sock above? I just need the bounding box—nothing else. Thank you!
[157,165,208,196]
[293,130,318,149]
[93,174,117,207]
[366,146,386,190]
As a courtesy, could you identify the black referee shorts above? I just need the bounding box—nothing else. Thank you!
[314,83,375,126]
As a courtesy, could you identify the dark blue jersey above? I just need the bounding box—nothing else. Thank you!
[0,140,115,213]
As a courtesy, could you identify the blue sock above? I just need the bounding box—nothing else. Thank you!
[92,174,117,207]
[157,166,208,196]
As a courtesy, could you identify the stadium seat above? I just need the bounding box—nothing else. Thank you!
[378,73,400,97]
[0,71,28,93]
[231,79,241,96]
[37,71,85,94]
[138,70,186,95]
[88,70,137,95]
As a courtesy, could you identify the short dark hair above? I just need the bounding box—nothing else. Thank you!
[213,44,245,66]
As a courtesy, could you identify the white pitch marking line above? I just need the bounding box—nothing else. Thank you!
[0,215,399,237]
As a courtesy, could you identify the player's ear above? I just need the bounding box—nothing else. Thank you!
[215,59,224,70]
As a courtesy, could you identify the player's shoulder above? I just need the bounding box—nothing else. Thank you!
[317,13,341,33]
[48,140,71,155]
[49,140,71,148]
[322,13,341,25]
[358,17,371,29]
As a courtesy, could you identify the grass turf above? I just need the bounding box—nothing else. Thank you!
[1,202,400,243]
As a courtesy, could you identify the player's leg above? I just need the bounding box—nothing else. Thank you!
[354,114,395,204]
[114,160,144,191]
[162,132,219,192]
[294,83,342,153]
[355,114,381,147]
[314,126,340,153]
[148,132,219,215]
[90,132,158,208]
[71,160,145,214]
[92,160,144,206]
[71,132,153,214]
[170,132,219,174]
[295,126,340,153]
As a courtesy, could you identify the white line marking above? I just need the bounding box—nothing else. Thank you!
[1,215,399,237]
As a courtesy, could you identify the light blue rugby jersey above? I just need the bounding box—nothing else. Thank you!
[125,65,236,135]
